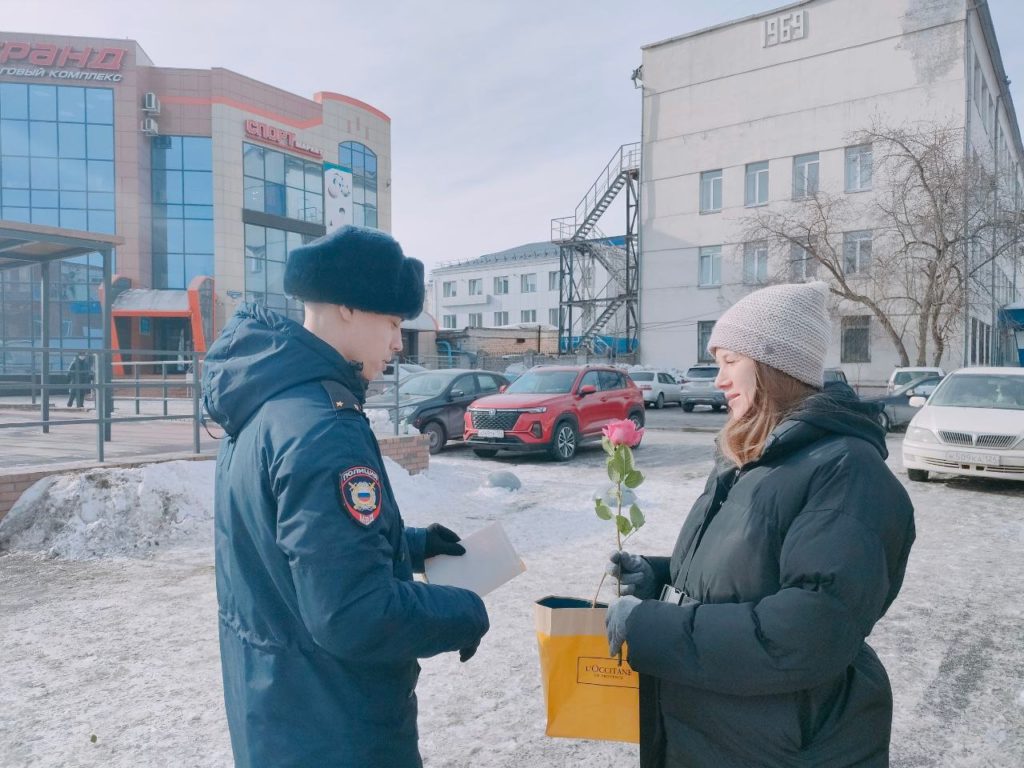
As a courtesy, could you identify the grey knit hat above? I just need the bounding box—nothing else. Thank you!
[707,281,832,387]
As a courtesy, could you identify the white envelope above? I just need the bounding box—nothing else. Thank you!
[423,521,526,596]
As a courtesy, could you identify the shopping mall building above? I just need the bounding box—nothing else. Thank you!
[0,31,390,367]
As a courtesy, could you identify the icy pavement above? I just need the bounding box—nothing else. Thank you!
[0,431,1022,767]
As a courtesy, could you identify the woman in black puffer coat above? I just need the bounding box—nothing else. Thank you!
[605,282,915,767]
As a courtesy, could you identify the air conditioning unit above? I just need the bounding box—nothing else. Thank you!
[140,117,159,136]
[142,92,160,114]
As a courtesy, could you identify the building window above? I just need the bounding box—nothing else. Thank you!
[468,312,482,328]
[243,142,323,224]
[742,241,769,285]
[843,231,873,274]
[246,224,312,321]
[443,314,457,329]
[700,169,723,213]
[971,318,992,365]
[339,141,378,228]
[494,276,509,294]
[845,144,873,192]
[548,270,560,291]
[789,241,818,282]
[493,311,508,326]
[0,83,116,352]
[698,246,721,287]
[697,321,715,363]
[792,152,819,199]
[841,316,871,363]
[468,278,483,295]
[442,280,457,298]
[521,309,537,323]
[549,308,560,327]
[745,161,769,206]
[521,273,537,293]
[974,56,983,109]
[152,136,213,289]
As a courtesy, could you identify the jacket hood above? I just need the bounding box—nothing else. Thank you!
[202,304,366,437]
[764,390,888,462]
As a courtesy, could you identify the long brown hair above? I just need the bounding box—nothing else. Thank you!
[719,361,816,467]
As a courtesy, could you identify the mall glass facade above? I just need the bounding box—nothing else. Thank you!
[151,136,214,289]
[244,224,311,321]
[0,83,116,359]
[340,141,377,228]
[243,142,323,224]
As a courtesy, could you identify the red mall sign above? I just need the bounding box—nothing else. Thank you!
[244,119,322,159]
[0,41,127,81]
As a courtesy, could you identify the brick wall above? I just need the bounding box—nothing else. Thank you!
[0,435,431,522]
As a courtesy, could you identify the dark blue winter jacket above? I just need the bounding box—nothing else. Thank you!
[202,304,489,767]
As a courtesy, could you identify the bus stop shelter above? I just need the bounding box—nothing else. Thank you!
[0,220,124,434]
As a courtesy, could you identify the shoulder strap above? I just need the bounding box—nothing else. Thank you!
[320,379,363,415]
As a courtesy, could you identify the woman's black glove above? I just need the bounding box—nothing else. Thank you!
[424,523,466,558]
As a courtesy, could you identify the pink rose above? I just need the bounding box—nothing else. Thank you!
[602,419,644,448]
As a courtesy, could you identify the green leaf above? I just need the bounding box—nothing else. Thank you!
[594,498,612,520]
[629,503,645,530]
[624,469,645,489]
[601,436,615,456]
[606,460,623,484]
[615,514,632,535]
[621,446,635,474]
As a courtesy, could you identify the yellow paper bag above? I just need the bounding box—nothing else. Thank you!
[534,596,639,743]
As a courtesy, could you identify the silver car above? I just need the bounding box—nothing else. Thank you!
[630,370,683,409]
[680,364,726,412]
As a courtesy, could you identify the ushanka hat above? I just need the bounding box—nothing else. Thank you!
[284,225,424,319]
[707,281,832,387]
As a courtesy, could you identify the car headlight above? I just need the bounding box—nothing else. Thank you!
[905,426,938,444]
[519,407,547,414]
[397,406,416,420]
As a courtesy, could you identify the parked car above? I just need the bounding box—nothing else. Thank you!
[887,366,945,394]
[364,369,509,454]
[679,364,725,412]
[864,374,945,432]
[464,365,645,461]
[365,362,428,398]
[823,367,848,385]
[902,367,1024,482]
[629,370,683,409]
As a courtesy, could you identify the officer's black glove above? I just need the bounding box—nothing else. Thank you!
[424,523,466,558]
[459,641,480,663]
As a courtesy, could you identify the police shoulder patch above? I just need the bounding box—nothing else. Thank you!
[338,466,383,526]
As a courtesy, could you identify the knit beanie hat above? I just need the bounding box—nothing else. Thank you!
[707,281,832,387]
[284,225,425,319]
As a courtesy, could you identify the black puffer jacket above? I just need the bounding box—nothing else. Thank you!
[626,393,915,768]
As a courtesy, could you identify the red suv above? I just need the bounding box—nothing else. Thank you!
[464,365,645,461]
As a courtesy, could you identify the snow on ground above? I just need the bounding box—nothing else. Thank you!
[1,431,1022,767]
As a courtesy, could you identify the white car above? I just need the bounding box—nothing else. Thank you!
[629,370,683,409]
[887,366,945,394]
[902,367,1024,482]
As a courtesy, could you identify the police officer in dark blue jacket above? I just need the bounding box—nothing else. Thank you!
[202,225,489,768]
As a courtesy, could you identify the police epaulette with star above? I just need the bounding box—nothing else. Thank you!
[320,380,362,413]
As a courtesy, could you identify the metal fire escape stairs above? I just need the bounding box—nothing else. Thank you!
[551,142,640,355]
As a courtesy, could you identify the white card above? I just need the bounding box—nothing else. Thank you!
[423,521,526,596]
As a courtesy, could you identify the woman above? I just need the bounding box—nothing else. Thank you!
[605,281,915,767]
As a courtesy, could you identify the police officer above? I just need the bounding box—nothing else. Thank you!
[202,225,489,767]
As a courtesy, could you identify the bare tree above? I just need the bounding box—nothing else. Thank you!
[743,120,1019,366]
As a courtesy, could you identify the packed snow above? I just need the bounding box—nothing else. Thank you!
[0,429,1022,767]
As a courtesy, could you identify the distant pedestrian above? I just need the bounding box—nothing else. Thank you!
[605,281,916,767]
[66,351,93,408]
[203,225,489,767]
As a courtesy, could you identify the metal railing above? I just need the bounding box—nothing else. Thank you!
[551,142,641,242]
[0,346,205,462]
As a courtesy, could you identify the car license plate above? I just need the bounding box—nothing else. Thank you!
[945,451,1000,466]
[477,429,504,439]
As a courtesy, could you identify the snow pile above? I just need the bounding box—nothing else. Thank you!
[0,460,215,559]
[364,406,417,437]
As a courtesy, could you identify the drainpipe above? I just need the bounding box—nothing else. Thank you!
[992,92,1002,364]
[962,5,976,367]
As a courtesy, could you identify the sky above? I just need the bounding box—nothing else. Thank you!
[4,0,1024,278]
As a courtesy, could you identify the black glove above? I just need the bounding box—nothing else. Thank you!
[424,523,466,558]
[459,641,479,663]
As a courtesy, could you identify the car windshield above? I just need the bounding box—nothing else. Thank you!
[894,370,935,387]
[685,367,717,379]
[630,372,654,381]
[928,374,1024,410]
[396,372,456,397]
[893,375,940,396]
[504,370,578,394]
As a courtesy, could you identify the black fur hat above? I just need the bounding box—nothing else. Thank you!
[284,225,425,319]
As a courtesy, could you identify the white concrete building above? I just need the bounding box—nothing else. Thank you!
[638,0,1024,386]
